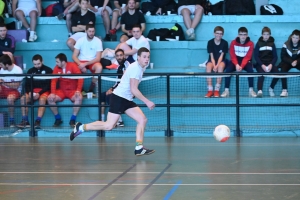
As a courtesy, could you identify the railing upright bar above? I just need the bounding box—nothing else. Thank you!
[235,74,241,137]
[165,74,173,137]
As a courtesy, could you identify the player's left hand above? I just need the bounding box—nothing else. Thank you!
[146,101,155,110]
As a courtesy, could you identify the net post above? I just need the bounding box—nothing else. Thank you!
[165,74,173,137]
[97,130,105,137]
[235,74,241,137]
[97,74,105,137]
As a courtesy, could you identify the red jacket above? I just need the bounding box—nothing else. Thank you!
[230,37,254,69]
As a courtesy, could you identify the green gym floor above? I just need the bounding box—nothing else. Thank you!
[0,137,299,200]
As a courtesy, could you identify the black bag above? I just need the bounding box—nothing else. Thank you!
[147,28,171,41]
[161,0,178,15]
[100,58,112,69]
[260,4,283,15]
[224,0,255,15]
[141,2,157,15]
[169,23,185,41]
[211,1,225,15]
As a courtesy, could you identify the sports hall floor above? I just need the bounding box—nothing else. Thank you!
[0,137,300,200]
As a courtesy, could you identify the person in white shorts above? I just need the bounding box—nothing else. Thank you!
[177,0,204,40]
[12,0,41,42]
[70,47,156,157]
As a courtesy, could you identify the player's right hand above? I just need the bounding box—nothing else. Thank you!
[146,101,155,110]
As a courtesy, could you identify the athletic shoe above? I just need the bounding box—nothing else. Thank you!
[204,91,214,98]
[214,91,220,98]
[109,29,117,35]
[221,90,229,98]
[117,121,124,127]
[280,89,288,97]
[10,122,16,128]
[56,13,65,20]
[17,120,30,128]
[69,120,75,127]
[134,147,155,156]
[257,90,263,98]
[103,34,111,41]
[53,119,63,127]
[249,89,257,97]
[28,34,37,42]
[269,87,275,97]
[188,33,196,41]
[70,122,83,141]
[34,120,41,129]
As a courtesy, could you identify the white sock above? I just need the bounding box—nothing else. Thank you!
[118,116,122,122]
[79,124,85,132]
[101,114,105,121]
[249,87,253,92]
[225,88,229,91]
[208,86,213,91]
[27,28,30,32]
[135,145,143,150]
[215,83,221,91]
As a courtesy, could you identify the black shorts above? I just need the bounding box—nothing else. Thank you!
[100,92,111,105]
[109,93,137,114]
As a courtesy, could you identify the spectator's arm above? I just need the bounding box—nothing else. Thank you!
[72,48,81,65]
[241,42,254,69]
[229,41,238,66]
[125,48,137,56]
[83,51,102,66]
[51,68,58,94]
[87,3,98,12]
[271,43,278,67]
[73,66,83,91]
[121,24,130,35]
[38,68,53,95]
[0,47,15,55]
[3,81,21,89]
[281,46,294,64]
[72,25,86,32]
[64,0,73,8]
[141,23,145,33]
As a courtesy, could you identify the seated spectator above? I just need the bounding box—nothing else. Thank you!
[72,24,102,94]
[66,0,95,51]
[177,0,204,40]
[254,27,279,98]
[118,0,145,43]
[221,27,257,98]
[100,49,130,126]
[115,24,150,63]
[270,29,300,97]
[17,55,53,129]
[47,53,83,127]
[0,23,15,56]
[109,0,141,41]
[12,0,41,42]
[0,54,23,127]
[151,0,177,15]
[205,26,228,98]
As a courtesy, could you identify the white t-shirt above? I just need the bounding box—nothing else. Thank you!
[0,64,23,92]
[126,35,150,61]
[113,61,146,101]
[74,36,103,61]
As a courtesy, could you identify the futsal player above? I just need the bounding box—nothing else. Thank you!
[70,47,156,156]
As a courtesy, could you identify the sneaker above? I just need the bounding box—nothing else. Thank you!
[109,29,117,35]
[280,89,288,97]
[56,13,65,20]
[214,91,220,98]
[70,122,83,141]
[117,121,124,127]
[9,122,16,128]
[53,119,63,127]
[28,34,37,42]
[257,90,263,98]
[269,87,275,97]
[34,120,41,129]
[188,33,196,41]
[221,90,229,98]
[17,120,30,128]
[134,147,155,156]
[249,90,257,97]
[69,120,76,127]
[103,34,111,41]
[204,91,214,98]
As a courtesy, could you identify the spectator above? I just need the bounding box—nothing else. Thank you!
[72,24,102,94]
[100,49,130,126]
[0,54,23,127]
[12,0,41,42]
[118,0,145,43]
[254,27,279,98]
[0,0,5,24]
[205,26,228,98]
[17,54,53,129]
[177,0,203,40]
[151,0,177,15]
[221,27,257,98]
[0,23,15,55]
[66,0,95,51]
[115,24,149,63]
[47,53,83,127]
[109,0,141,41]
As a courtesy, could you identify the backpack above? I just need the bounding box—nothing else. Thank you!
[260,4,283,15]
[147,28,171,41]
[211,1,225,15]
[141,2,157,15]
[45,3,64,16]
[224,0,255,15]
[169,23,185,41]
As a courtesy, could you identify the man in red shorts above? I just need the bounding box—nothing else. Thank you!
[0,54,23,127]
[72,24,102,94]
[47,53,83,127]
[17,54,53,129]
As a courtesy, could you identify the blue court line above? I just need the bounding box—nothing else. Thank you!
[163,180,182,200]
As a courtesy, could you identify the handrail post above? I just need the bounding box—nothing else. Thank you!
[235,74,241,137]
[165,74,173,137]
[29,74,36,137]
[97,74,105,137]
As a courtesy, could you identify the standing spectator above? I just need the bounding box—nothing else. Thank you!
[47,53,83,127]
[66,0,95,51]
[115,24,149,63]
[72,24,102,94]
[12,0,41,42]
[221,27,257,98]
[0,54,23,127]
[0,23,15,55]
[177,0,203,40]
[269,30,300,97]
[254,27,279,97]
[118,0,145,43]
[17,55,53,129]
[109,0,141,41]
[205,26,228,98]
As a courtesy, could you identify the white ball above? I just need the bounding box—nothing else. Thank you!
[213,125,230,142]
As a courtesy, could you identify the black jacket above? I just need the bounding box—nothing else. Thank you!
[280,37,300,64]
[254,36,277,66]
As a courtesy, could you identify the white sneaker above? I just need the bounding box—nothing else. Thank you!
[280,89,288,97]
[188,33,196,40]
[221,90,229,98]
[269,87,275,97]
[249,89,257,97]
[29,34,37,42]
[257,90,263,98]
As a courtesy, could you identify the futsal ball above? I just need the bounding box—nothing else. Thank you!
[213,125,230,142]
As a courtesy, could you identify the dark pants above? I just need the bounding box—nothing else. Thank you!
[256,64,280,90]
[224,61,254,88]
